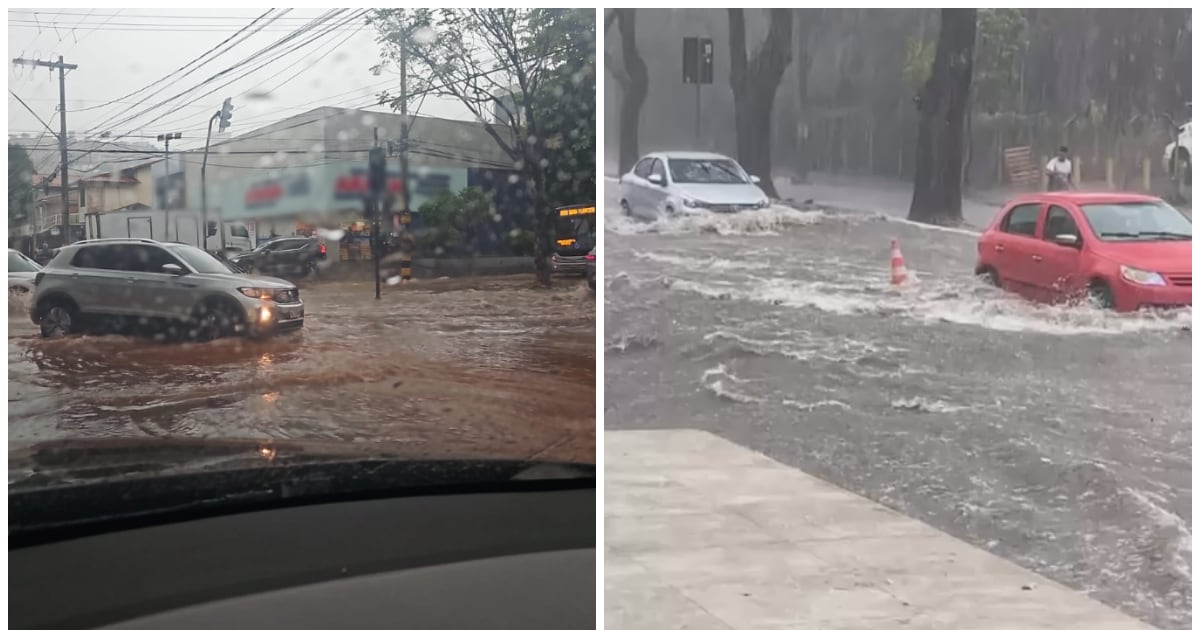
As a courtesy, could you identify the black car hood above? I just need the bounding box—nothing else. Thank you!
[10,437,594,543]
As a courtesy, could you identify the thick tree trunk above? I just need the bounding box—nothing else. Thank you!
[728,9,793,199]
[616,10,648,175]
[908,8,976,225]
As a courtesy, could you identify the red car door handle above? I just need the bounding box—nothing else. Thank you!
[1031,254,1043,262]
[994,244,1005,252]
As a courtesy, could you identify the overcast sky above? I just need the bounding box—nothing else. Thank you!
[7,8,472,152]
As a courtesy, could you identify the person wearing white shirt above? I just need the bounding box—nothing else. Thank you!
[1045,145,1074,191]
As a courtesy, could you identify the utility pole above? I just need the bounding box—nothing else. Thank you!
[398,38,413,283]
[157,131,182,240]
[13,55,78,245]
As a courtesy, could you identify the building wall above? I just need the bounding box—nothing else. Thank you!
[181,107,519,217]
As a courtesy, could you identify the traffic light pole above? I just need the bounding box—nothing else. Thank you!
[201,112,218,253]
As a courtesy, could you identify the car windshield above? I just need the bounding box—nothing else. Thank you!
[8,251,40,273]
[7,8,595,521]
[169,244,239,274]
[1080,201,1192,240]
[667,158,748,184]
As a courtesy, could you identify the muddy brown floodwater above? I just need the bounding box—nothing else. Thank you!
[8,275,595,466]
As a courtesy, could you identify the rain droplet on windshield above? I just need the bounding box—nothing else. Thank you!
[412,26,437,45]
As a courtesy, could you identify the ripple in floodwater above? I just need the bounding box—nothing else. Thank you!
[8,275,596,464]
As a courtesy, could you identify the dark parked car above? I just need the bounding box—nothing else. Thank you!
[229,237,326,279]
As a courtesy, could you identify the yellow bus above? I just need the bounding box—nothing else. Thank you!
[551,203,596,276]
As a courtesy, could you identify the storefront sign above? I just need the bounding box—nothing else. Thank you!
[219,161,470,221]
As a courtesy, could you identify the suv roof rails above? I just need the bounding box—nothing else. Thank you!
[73,237,159,245]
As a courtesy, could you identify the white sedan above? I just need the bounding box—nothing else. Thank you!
[618,151,771,220]
[9,249,41,296]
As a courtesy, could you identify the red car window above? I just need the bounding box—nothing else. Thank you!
[1043,206,1080,241]
[1000,203,1040,237]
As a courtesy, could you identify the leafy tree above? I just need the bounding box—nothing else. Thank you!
[973,9,1028,115]
[369,8,594,287]
[417,187,497,257]
[528,10,596,209]
[9,144,35,223]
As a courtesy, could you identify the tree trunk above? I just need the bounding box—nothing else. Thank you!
[728,9,793,199]
[792,10,819,181]
[908,8,976,225]
[616,10,648,175]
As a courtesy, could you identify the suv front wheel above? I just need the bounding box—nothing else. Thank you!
[190,299,245,342]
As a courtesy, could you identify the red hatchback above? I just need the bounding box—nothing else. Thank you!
[976,192,1191,312]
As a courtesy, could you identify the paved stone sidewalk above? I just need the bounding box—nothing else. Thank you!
[605,429,1156,630]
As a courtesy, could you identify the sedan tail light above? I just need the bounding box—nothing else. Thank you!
[585,254,596,261]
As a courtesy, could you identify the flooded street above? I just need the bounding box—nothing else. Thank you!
[9,274,595,467]
[603,184,1191,629]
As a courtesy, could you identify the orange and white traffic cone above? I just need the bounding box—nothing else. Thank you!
[890,239,908,286]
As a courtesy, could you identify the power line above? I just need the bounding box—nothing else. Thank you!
[77,10,344,143]
[72,9,282,114]
[55,36,587,172]
[8,90,59,138]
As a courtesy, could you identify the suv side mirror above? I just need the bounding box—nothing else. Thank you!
[647,173,665,186]
[750,175,762,184]
[161,263,186,275]
[1053,233,1080,248]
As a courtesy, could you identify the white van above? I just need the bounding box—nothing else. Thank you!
[85,209,252,252]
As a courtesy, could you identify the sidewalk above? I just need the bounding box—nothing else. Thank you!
[771,173,1006,229]
[605,429,1155,630]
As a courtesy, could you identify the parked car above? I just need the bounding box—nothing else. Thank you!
[976,192,1191,312]
[31,238,303,340]
[586,248,596,292]
[229,237,326,279]
[618,151,770,220]
[9,249,41,296]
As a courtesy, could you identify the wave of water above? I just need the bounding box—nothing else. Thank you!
[607,206,832,236]
[665,274,1191,337]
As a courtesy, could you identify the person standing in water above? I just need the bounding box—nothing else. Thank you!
[1046,146,1074,191]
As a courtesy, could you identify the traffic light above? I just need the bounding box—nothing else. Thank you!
[368,147,387,196]
[218,97,234,133]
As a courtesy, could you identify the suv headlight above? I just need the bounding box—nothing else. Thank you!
[756,199,770,208]
[1120,265,1166,286]
[682,197,706,209]
[239,287,273,298]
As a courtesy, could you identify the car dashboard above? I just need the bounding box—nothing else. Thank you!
[11,485,595,630]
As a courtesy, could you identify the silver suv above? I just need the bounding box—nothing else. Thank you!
[31,239,304,340]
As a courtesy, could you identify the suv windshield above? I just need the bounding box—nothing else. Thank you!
[667,158,748,184]
[168,244,237,274]
[1081,201,1192,240]
[9,250,40,273]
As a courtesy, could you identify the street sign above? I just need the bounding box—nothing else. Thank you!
[682,37,713,85]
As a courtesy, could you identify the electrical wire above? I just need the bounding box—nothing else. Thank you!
[90,10,352,135]
[70,8,281,113]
